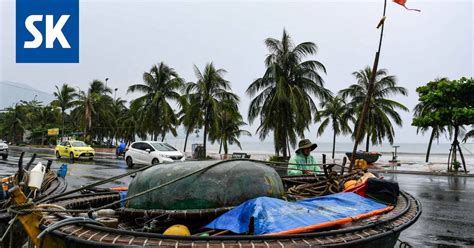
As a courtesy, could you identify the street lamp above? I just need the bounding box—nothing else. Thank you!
[105,78,109,90]
[114,88,118,101]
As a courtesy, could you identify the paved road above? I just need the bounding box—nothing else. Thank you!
[1,151,473,247]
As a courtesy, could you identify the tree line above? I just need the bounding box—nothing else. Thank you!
[0,30,472,161]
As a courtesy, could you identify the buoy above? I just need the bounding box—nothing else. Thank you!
[28,162,45,190]
[163,224,191,236]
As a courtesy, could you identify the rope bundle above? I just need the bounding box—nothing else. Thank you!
[285,170,364,200]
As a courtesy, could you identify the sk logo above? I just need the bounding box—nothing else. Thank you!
[16,0,79,63]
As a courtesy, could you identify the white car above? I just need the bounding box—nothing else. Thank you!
[0,140,8,160]
[125,141,185,168]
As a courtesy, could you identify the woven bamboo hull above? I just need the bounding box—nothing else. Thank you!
[39,191,421,248]
[345,152,381,164]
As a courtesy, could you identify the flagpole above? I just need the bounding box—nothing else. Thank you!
[349,0,388,172]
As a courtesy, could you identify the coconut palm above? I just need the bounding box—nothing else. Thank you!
[315,96,354,159]
[72,80,112,142]
[128,62,184,141]
[212,101,251,155]
[186,63,239,158]
[111,97,127,145]
[178,94,203,153]
[52,84,78,140]
[340,66,408,151]
[247,29,331,158]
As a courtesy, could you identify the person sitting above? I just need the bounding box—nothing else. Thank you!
[287,139,321,176]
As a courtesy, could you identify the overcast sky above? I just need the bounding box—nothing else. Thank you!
[1,0,472,144]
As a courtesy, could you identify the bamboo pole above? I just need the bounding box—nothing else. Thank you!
[349,0,388,172]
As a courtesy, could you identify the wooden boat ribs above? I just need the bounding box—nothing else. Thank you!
[39,190,421,247]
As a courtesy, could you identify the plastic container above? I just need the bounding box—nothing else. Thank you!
[28,162,46,190]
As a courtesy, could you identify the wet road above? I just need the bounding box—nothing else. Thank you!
[1,151,473,247]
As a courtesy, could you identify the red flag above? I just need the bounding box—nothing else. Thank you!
[393,0,421,12]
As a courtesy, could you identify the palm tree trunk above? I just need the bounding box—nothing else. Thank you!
[365,132,370,152]
[425,128,435,162]
[203,110,209,159]
[61,110,65,141]
[332,130,336,159]
[287,137,291,158]
[219,140,222,154]
[183,128,190,153]
[41,131,45,146]
[281,127,288,159]
[224,140,228,155]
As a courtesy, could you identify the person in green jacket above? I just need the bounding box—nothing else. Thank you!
[287,139,321,176]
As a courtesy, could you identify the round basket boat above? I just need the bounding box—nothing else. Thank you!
[38,190,421,248]
[345,152,381,164]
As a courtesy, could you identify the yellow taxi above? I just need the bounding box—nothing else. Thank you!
[55,140,95,161]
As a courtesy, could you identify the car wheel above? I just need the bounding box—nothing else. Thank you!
[89,157,94,161]
[2,155,7,160]
[126,156,134,168]
[70,152,75,161]
[56,151,61,159]
[152,158,160,165]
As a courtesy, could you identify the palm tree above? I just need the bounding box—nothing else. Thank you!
[186,63,239,158]
[178,94,203,153]
[247,29,331,158]
[111,97,127,145]
[128,62,184,141]
[315,96,354,159]
[73,80,111,142]
[52,84,78,140]
[213,101,251,155]
[340,66,408,151]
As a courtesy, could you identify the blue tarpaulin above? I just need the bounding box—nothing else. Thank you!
[205,192,387,234]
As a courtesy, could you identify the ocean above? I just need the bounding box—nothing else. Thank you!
[163,138,474,171]
[165,139,474,157]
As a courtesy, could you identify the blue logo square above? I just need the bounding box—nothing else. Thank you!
[16,0,79,63]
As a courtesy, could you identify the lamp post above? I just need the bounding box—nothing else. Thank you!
[105,78,109,95]
[114,88,118,101]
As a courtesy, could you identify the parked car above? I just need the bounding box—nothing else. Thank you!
[55,140,95,161]
[125,141,185,168]
[0,140,8,160]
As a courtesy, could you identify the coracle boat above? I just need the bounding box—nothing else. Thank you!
[9,160,421,248]
[346,151,382,164]
[0,153,67,247]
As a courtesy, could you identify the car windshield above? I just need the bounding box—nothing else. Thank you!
[150,142,177,151]
[71,141,87,147]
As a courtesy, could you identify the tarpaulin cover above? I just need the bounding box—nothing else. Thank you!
[205,192,387,234]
